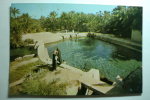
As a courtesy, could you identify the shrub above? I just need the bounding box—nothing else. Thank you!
[87,33,96,38]
[24,39,34,44]
[21,80,67,96]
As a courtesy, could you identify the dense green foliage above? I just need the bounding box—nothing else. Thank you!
[40,6,142,36]
[24,39,34,44]
[10,6,142,48]
[10,7,43,48]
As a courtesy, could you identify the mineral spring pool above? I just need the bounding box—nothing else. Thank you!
[47,38,142,82]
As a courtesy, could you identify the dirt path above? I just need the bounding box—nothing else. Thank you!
[11,58,39,70]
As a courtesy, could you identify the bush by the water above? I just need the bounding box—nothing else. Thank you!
[10,38,34,49]
[87,33,96,38]
[24,39,34,44]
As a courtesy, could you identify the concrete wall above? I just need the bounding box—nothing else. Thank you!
[131,30,142,43]
[94,34,142,52]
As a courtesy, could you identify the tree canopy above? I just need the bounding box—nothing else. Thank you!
[10,6,142,48]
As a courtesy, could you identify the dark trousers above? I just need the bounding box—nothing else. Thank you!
[52,54,56,70]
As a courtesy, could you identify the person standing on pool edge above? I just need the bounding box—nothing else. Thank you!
[52,48,62,70]
[52,50,57,70]
[56,48,62,65]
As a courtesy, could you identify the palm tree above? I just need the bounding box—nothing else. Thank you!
[49,11,57,18]
[10,7,20,18]
[48,11,58,31]
[20,13,32,33]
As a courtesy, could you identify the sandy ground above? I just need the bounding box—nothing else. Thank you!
[11,58,39,70]
[42,67,82,95]
[22,32,87,44]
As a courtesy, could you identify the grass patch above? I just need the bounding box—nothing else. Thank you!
[9,68,49,96]
[21,79,67,96]
[9,60,44,83]
[9,85,23,96]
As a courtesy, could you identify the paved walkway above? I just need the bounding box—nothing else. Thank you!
[22,32,87,44]
[36,41,52,64]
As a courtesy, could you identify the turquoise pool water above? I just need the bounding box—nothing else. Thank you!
[47,38,142,81]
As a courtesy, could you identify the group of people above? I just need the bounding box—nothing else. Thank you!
[52,48,62,70]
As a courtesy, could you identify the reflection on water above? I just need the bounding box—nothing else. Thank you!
[47,38,142,81]
[10,47,36,61]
